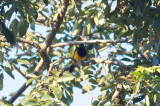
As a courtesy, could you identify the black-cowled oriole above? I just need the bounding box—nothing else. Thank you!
[69,44,87,72]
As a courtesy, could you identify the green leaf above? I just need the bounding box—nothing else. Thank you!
[153,15,160,33]
[26,73,37,78]
[62,83,73,99]
[0,51,3,62]
[5,6,15,20]
[90,18,95,28]
[82,85,96,93]
[88,78,97,84]
[100,83,115,91]
[17,59,30,65]
[6,60,12,70]
[43,8,49,13]
[30,21,35,30]
[143,40,154,52]
[57,74,75,82]
[18,19,29,37]
[1,66,14,79]
[121,58,131,61]
[1,23,16,45]
[41,95,53,101]
[72,20,82,36]
[94,15,99,26]
[132,29,138,45]
[98,12,105,25]
[133,82,140,93]
[26,78,35,86]
[92,100,99,106]
[154,94,157,102]
[83,20,92,36]
[10,18,18,36]
[0,73,4,90]
[45,100,53,106]
[49,85,62,99]
[24,101,39,106]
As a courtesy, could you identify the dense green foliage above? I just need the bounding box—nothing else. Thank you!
[1,0,160,105]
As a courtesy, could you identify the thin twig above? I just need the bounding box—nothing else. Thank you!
[78,61,93,106]
[98,45,109,52]
[13,64,26,78]
[125,91,138,106]
[50,39,148,48]
[0,37,40,49]
[94,44,107,75]
[63,58,134,71]
[48,57,73,72]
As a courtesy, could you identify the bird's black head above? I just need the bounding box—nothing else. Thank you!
[79,44,84,48]
[78,44,86,57]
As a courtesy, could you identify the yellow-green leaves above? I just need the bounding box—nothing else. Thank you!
[57,74,75,82]
[49,85,62,99]
[82,85,96,93]
[72,19,82,36]
[94,12,105,26]
[83,20,92,36]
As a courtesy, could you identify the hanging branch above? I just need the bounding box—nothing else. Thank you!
[77,60,93,106]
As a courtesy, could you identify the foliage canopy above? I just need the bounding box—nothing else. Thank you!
[1,0,160,105]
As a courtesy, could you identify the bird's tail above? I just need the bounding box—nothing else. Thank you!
[69,65,74,72]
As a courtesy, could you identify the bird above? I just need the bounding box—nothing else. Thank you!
[69,44,87,72]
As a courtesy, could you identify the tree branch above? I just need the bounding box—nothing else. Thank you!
[40,0,69,51]
[125,91,138,106]
[50,39,132,48]
[0,37,40,49]
[63,58,134,71]
[9,59,44,103]
[50,39,148,48]
[38,0,69,70]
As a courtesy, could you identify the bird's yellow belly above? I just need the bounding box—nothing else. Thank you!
[72,50,86,65]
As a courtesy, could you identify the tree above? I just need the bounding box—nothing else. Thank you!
[0,0,160,105]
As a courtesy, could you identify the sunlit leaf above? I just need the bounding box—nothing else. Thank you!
[57,74,75,82]
[41,95,53,101]
[145,95,150,106]
[82,85,96,93]
[133,82,140,93]
[49,85,62,99]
